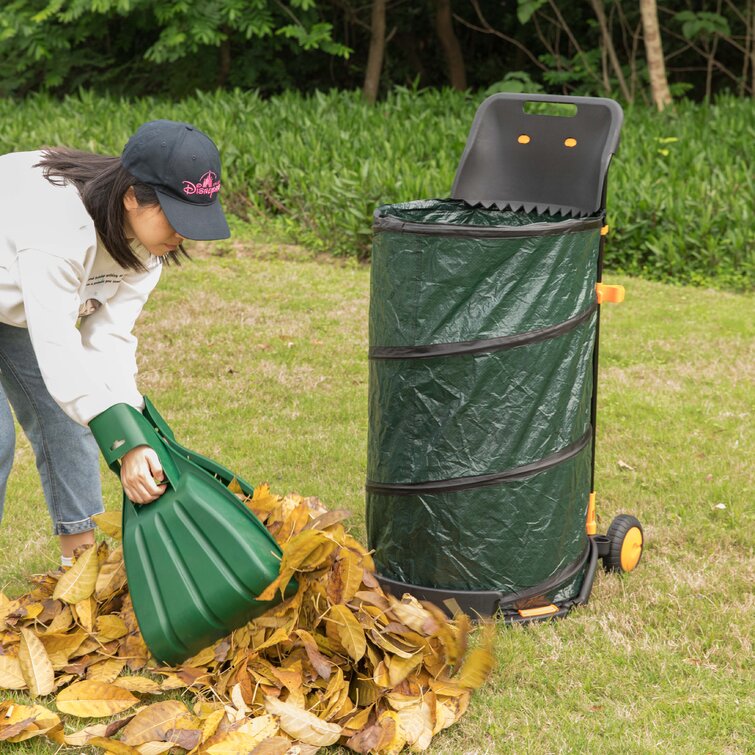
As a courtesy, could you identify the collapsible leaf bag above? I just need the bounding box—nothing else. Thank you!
[366,94,643,620]
[90,398,296,664]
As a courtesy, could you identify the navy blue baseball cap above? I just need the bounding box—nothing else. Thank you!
[121,120,230,241]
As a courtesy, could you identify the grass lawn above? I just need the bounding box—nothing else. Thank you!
[1,230,752,753]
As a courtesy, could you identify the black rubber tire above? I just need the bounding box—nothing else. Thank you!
[604,514,644,573]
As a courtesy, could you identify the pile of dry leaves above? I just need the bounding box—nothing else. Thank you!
[0,483,494,753]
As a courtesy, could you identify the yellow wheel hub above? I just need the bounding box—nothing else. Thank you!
[620,527,643,572]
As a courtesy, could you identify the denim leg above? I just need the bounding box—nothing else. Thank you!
[0,383,15,526]
[0,323,104,535]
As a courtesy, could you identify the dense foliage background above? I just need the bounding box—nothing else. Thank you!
[2,89,750,288]
[0,0,751,101]
[0,1,752,288]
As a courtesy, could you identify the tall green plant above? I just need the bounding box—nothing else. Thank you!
[0,89,751,289]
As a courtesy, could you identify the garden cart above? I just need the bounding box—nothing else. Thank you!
[366,93,644,620]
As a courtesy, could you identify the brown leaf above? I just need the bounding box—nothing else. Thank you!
[18,627,55,697]
[295,629,333,680]
[326,549,363,605]
[164,727,203,749]
[0,717,38,742]
[120,700,192,746]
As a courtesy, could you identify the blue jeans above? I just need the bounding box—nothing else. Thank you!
[0,322,104,535]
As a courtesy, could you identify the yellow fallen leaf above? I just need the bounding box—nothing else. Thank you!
[264,696,341,746]
[455,627,495,690]
[247,737,294,755]
[200,708,227,742]
[53,545,99,604]
[87,658,127,684]
[395,697,435,751]
[95,615,129,642]
[88,736,141,753]
[138,741,178,754]
[326,604,366,662]
[95,549,127,601]
[113,676,162,694]
[73,597,96,633]
[0,653,26,690]
[55,680,138,717]
[327,548,363,605]
[1,703,61,743]
[63,722,109,746]
[206,730,279,754]
[43,605,73,634]
[18,627,55,697]
[93,511,122,540]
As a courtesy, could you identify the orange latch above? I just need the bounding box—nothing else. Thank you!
[595,283,625,305]
[586,491,597,535]
[600,224,609,236]
[518,604,560,618]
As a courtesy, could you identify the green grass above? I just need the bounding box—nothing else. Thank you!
[1,228,752,753]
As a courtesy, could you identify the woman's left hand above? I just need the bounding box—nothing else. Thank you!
[120,445,167,504]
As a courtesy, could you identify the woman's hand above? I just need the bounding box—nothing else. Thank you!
[120,445,167,504]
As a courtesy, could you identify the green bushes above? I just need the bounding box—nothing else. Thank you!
[0,89,751,289]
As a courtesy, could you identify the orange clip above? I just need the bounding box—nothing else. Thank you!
[595,283,625,305]
[518,604,560,619]
[586,491,597,535]
[600,224,609,236]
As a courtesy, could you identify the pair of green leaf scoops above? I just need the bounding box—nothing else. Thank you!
[89,399,297,667]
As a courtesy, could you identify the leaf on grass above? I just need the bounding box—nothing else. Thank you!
[326,604,366,662]
[114,675,162,694]
[137,741,176,754]
[18,627,55,697]
[248,737,293,755]
[0,717,38,742]
[55,680,139,717]
[53,545,99,604]
[0,653,26,689]
[120,700,192,746]
[87,658,127,684]
[93,511,122,540]
[265,696,342,746]
[63,723,109,746]
[0,703,61,743]
[88,736,141,754]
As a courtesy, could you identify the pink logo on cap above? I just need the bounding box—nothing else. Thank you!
[183,170,221,197]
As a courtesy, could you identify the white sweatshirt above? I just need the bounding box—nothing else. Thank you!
[0,151,161,426]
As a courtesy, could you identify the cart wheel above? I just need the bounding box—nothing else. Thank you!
[604,515,644,573]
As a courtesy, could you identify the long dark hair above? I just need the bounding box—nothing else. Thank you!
[34,148,186,272]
